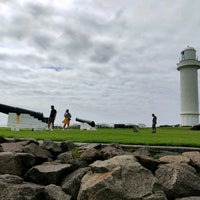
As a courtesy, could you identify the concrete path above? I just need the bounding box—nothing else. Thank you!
[75,142,200,153]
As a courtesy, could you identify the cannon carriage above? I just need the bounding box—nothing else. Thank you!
[0,104,48,131]
[75,117,96,130]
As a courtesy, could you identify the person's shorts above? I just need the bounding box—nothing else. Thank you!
[49,118,55,123]
[152,123,156,128]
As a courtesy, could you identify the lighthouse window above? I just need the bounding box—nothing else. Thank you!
[181,52,185,60]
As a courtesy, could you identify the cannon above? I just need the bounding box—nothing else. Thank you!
[75,117,96,130]
[0,103,48,131]
[0,104,47,121]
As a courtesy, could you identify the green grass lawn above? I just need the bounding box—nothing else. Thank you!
[0,127,200,147]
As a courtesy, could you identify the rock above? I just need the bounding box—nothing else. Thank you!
[1,139,52,164]
[60,140,76,151]
[78,143,102,151]
[41,139,63,157]
[1,137,200,200]
[80,147,102,164]
[43,184,71,200]
[100,146,126,159]
[135,154,166,174]
[23,142,53,164]
[176,197,200,200]
[159,155,191,164]
[0,145,3,152]
[182,151,200,172]
[0,174,23,184]
[177,163,197,173]
[61,167,90,199]
[1,140,34,152]
[78,155,167,200]
[155,163,200,199]
[0,152,35,176]
[155,150,180,158]
[57,151,74,163]
[57,151,89,169]
[134,146,151,157]
[0,136,8,143]
[25,162,74,185]
[0,174,44,200]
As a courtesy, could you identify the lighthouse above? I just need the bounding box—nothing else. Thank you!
[177,46,200,126]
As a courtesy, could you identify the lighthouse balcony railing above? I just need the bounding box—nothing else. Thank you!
[179,55,199,62]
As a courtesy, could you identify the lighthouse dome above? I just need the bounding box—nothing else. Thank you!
[181,46,196,60]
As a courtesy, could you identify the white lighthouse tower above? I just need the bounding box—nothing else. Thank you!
[177,46,200,126]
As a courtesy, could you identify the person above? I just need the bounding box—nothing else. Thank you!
[47,105,57,130]
[62,109,72,129]
[152,113,157,133]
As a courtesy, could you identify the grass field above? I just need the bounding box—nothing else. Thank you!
[0,127,200,147]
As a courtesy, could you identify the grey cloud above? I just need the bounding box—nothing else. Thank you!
[0,53,10,60]
[25,2,54,18]
[60,28,93,57]
[0,0,200,126]
[90,43,117,63]
[29,32,55,50]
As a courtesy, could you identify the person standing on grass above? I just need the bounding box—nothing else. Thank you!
[62,109,71,130]
[152,113,157,133]
[48,105,57,131]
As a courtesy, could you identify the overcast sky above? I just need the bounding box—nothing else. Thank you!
[0,0,200,127]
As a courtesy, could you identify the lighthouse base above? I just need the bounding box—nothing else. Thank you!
[180,113,199,126]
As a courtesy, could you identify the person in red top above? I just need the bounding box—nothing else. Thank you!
[48,105,57,130]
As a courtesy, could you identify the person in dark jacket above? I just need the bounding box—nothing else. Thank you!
[48,105,57,130]
[152,113,157,133]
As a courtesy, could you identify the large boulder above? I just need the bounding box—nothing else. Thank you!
[78,155,167,200]
[78,143,102,151]
[23,142,53,164]
[57,151,74,163]
[1,139,52,164]
[0,145,3,152]
[61,167,90,199]
[60,140,76,151]
[0,152,35,177]
[0,174,44,200]
[159,155,190,164]
[176,197,200,200]
[135,154,166,174]
[80,147,102,164]
[182,151,200,171]
[0,174,23,184]
[155,163,200,199]
[25,162,74,185]
[43,184,71,200]
[1,140,35,152]
[0,136,8,144]
[100,145,126,160]
[57,151,88,169]
[41,139,63,156]
[133,146,151,157]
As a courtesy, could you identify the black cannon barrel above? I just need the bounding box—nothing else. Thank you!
[0,103,47,122]
[75,117,96,127]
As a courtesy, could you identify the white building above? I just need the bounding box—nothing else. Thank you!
[177,46,200,126]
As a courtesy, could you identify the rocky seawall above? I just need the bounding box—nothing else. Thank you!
[0,136,200,200]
